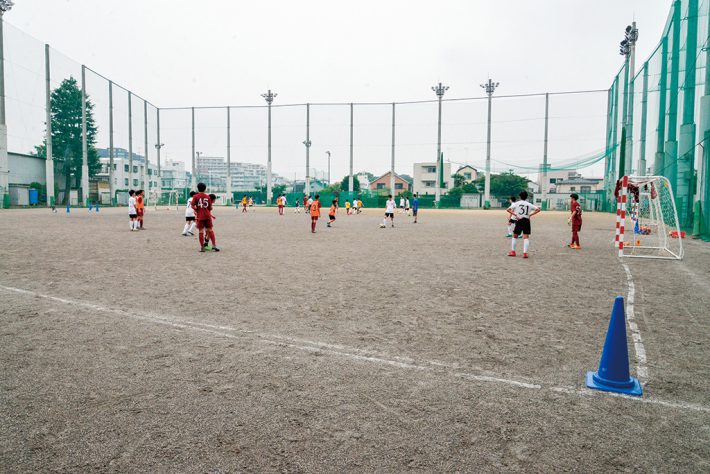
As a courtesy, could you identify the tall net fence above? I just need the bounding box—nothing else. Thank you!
[1,0,708,236]
[608,0,710,239]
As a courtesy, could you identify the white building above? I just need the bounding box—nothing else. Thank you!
[197,156,286,191]
[412,162,454,195]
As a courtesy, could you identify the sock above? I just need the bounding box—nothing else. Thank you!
[199,233,205,246]
[133,221,138,230]
[130,221,134,230]
[511,238,517,251]
[189,223,196,233]
[311,220,316,232]
[523,238,530,253]
[183,223,190,234]
[382,218,387,226]
[507,224,513,234]
[210,231,216,247]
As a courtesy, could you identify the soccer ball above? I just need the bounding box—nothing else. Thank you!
[379,223,386,228]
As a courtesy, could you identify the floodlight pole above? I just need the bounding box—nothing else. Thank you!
[481,78,499,209]
[349,103,354,193]
[261,89,276,203]
[155,110,162,187]
[191,106,196,189]
[45,44,54,207]
[81,65,89,206]
[108,81,114,204]
[143,100,148,196]
[541,92,549,209]
[304,103,312,196]
[128,91,133,190]
[620,22,638,176]
[390,102,396,197]
[0,2,12,208]
[325,150,331,185]
[226,106,231,204]
[432,82,449,204]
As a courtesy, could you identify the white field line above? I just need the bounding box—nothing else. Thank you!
[621,263,649,382]
[1,284,706,414]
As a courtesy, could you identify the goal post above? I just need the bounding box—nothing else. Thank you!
[615,175,684,260]
[149,189,180,211]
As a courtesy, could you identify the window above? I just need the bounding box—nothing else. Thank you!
[581,186,591,193]
[113,164,117,170]
[549,178,557,184]
[376,183,385,190]
[133,179,139,187]
[463,173,471,180]
[148,169,152,176]
[425,166,436,173]
[124,164,129,172]
[124,178,128,186]
[395,183,403,189]
[570,186,576,191]
[133,166,138,173]
[423,180,435,188]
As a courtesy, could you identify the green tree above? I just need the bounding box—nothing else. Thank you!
[33,77,100,204]
[474,171,529,197]
[339,174,360,192]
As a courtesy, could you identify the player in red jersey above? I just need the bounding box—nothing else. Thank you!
[135,190,145,229]
[568,193,582,249]
[191,183,220,253]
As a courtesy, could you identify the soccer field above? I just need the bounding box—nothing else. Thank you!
[0,207,708,471]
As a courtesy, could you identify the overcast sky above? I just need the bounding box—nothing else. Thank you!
[6,0,673,181]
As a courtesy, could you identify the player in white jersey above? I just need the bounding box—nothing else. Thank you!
[506,196,517,237]
[506,191,540,258]
[182,191,197,236]
[128,190,138,231]
[381,194,396,228]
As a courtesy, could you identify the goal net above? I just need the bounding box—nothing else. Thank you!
[615,175,684,260]
[149,189,180,211]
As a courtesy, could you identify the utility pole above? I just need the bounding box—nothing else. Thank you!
[109,81,114,204]
[128,92,133,190]
[303,103,312,196]
[226,106,231,204]
[432,82,449,204]
[45,44,54,207]
[261,89,277,203]
[481,78,499,209]
[349,103,354,193]
[0,0,12,208]
[155,109,162,188]
[190,107,196,189]
[390,102,396,197]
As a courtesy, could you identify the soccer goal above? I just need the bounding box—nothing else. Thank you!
[149,189,180,211]
[615,175,684,260]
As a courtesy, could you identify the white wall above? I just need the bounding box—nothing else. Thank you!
[9,153,45,185]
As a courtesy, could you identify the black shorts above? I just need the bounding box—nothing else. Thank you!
[329,215,336,221]
[185,216,195,222]
[509,218,517,224]
[385,212,394,218]
[513,218,531,235]
[412,209,418,216]
[129,213,137,218]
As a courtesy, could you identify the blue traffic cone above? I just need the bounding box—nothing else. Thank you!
[634,219,640,234]
[66,203,70,214]
[586,296,642,396]
[96,202,100,213]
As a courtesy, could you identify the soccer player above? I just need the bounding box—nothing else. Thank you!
[345,200,351,215]
[276,194,286,216]
[310,194,321,233]
[248,196,254,211]
[192,183,219,252]
[128,190,138,231]
[405,197,411,216]
[506,196,517,237]
[357,198,363,214]
[412,193,419,223]
[399,196,405,213]
[182,191,197,236]
[507,190,540,258]
[307,195,314,218]
[136,189,146,229]
[294,198,301,213]
[327,199,338,227]
[382,194,396,228]
[569,193,582,249]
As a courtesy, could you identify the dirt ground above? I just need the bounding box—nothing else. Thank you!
[0,205,708,472]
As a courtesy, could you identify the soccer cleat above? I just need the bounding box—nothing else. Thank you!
[507,251,516,257]
[523,253,529,258]
[573,245,581,250]
[182,232,188,236]
[506,234,512,238]
[188,231,194,236]
[212,247,220,252]
[199,248,205,253]
[327,222,331,227]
